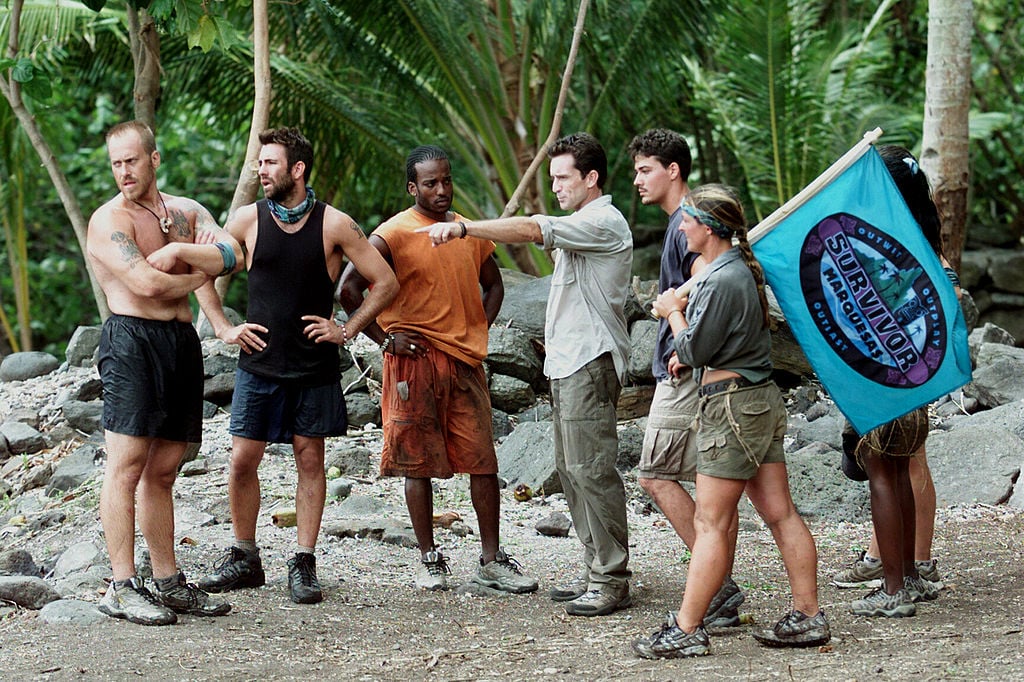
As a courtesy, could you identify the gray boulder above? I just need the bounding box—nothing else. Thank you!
[495,275,551,341]
[928,425,1024,506]
[203,372,236,405]
[61,400,103,433]
[0,351,60,382]
[492,408,513,439]
[626,320,658,385]
[496,421,560,494]
[486,326,544,386]
[964,353,1024,409]
[968,323,1016,365]
[65,326,102,367]
[988,250,1024,295]
[325,442,373,477]
[203,352,238,378]
[344,392,381,429]
[945,400,1024,441]
[39,599,108,625]
[616,421,645,470]
[54,541,104,579]
[489,374,536,414]
[46,444,101,494]
[0,575,61,609]
[0,549,39,577]
[535,511,571,537]
[197,306,244,340]
[785,441,870,521]
[74,378,104,402]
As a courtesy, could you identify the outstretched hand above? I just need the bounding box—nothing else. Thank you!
[415,222,464,246]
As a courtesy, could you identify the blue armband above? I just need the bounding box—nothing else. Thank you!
[213,241,236,277]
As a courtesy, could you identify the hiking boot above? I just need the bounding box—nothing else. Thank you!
[416,550,450,591]
[287,552,323,604]
[473,549,539,594]
[549,572,588,602]
[564,585,632,617]
[703,576,746,628]
[632,613,710,659]
[904,575,939,603]
[98,576,177,626]
[154,571,231,617]
[198,546,266,593]
[831,551,882,588]
[915,559,944,589]
[752,609,831,648]
[850,587,916,617]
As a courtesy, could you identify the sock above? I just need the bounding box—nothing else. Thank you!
[236,540,259,555]
[296,545,315,556]
[153,572,181,590]
[863,554,881,565]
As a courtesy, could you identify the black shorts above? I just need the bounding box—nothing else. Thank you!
[229,368,348,444]
[98,314,203,442]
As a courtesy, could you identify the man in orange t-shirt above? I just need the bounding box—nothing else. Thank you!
[339,145,536,595]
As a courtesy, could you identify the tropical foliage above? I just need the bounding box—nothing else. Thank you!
[1,0,1021,355]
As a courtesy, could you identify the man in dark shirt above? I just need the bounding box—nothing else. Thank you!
[198,127,397,604]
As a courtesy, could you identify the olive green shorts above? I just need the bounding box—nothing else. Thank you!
[695,381,787,480]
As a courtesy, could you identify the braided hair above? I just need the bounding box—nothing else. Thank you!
[405,145,449,184]
[687,184,771,329]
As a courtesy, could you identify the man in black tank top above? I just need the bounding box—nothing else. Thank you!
[198,128,398,604]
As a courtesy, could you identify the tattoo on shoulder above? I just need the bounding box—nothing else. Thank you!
[169,209,191,238]
[349,222,366,239]
[111,231,142,267]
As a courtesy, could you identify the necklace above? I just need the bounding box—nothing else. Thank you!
[132,194,172,234]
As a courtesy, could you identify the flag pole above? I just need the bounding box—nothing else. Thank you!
[657,127,884,310]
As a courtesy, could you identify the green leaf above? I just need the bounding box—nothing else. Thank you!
[188,15,219,52]
[20,74,52,102]
[81,0,108,11]
[0,58,16,71]
[11,59,34,83]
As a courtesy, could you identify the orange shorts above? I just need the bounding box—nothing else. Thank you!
[380,346,497,478]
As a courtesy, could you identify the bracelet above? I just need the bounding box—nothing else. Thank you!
[213,241,236,277]
[458,221,468,239]
[380,333,395,353]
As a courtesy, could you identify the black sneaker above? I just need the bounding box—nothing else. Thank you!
[154,571,231,617]
[198,546,266,593]
[703,576,746,628]
[752,609,831,648]
[632,613,710,659]
[287,552,323,604]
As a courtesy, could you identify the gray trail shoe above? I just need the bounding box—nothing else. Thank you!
[154,571,231,617]
[703,576,746,628]
[564,585,632,617]
[98,576,177,626]
[831,551,883,588]
[416,550,451,591]
[549,572,588,602]
[632,613,710,659]
[904,575,940,603]
[198,546,266,593]
[473,549,538,594]
[287,552,324,604]
[915,559,944,589]
[752,609,831,648]
[850,586,916,617]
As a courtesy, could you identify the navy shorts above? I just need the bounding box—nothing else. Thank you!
[98,314,203,442]
[229,368,348,443]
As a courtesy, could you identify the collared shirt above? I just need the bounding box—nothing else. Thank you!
[534,194,633,383]
[674,247,772,384]
[652,207,700,381]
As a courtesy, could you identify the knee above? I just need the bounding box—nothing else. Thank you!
[229,452,261,482]
[139,464,177,492]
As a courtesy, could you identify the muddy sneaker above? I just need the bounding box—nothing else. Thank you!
[632,613,710,659]
[473,549,538,594]
[915,559,943,589]
[549,572,588,602]
[904,575,939,603]
[287,552,323,604]
[416,550,451,591]
[198,546,266,593]
[564,585,632,617]
[703,576,746,628]
[98,576,177,626]
[831,552,883,588]
[850,587,916,617]
[154,571,231,616]
[752,610,831,648]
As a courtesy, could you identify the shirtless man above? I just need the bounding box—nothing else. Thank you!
[88,120,241,625]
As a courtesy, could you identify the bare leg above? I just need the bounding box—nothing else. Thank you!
[910,446,936,561]
[862,454,909,593]
[100,431,152,581]
[228,436,267,543]
[470,473,500,564]
[405,477,435,553]
[745,462,820,615]
[675,475,746,632]
[293,435,327,549]
[136,438,188,579]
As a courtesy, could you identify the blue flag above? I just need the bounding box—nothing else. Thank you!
[752,146,971,434]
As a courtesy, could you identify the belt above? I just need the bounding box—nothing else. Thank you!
[698,376,767,398]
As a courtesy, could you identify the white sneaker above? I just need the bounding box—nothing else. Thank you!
[416,551,450,591]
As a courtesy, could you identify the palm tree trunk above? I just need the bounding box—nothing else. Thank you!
[921,0,972,271]
[127,6,162,131]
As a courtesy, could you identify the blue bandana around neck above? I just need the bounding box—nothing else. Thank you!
[268,187,316,223]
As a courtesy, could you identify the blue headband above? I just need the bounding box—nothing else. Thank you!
[681,203,733,239]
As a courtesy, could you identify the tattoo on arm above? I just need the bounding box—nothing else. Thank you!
[111,231,143,268]
[169,209,191,238]
[349,222,366,239]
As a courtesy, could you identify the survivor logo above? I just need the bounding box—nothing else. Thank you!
[800,213,947,388]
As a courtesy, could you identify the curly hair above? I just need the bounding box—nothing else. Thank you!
[627,128,692,178]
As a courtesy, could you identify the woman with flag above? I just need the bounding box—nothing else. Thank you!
[632,184,830,659]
